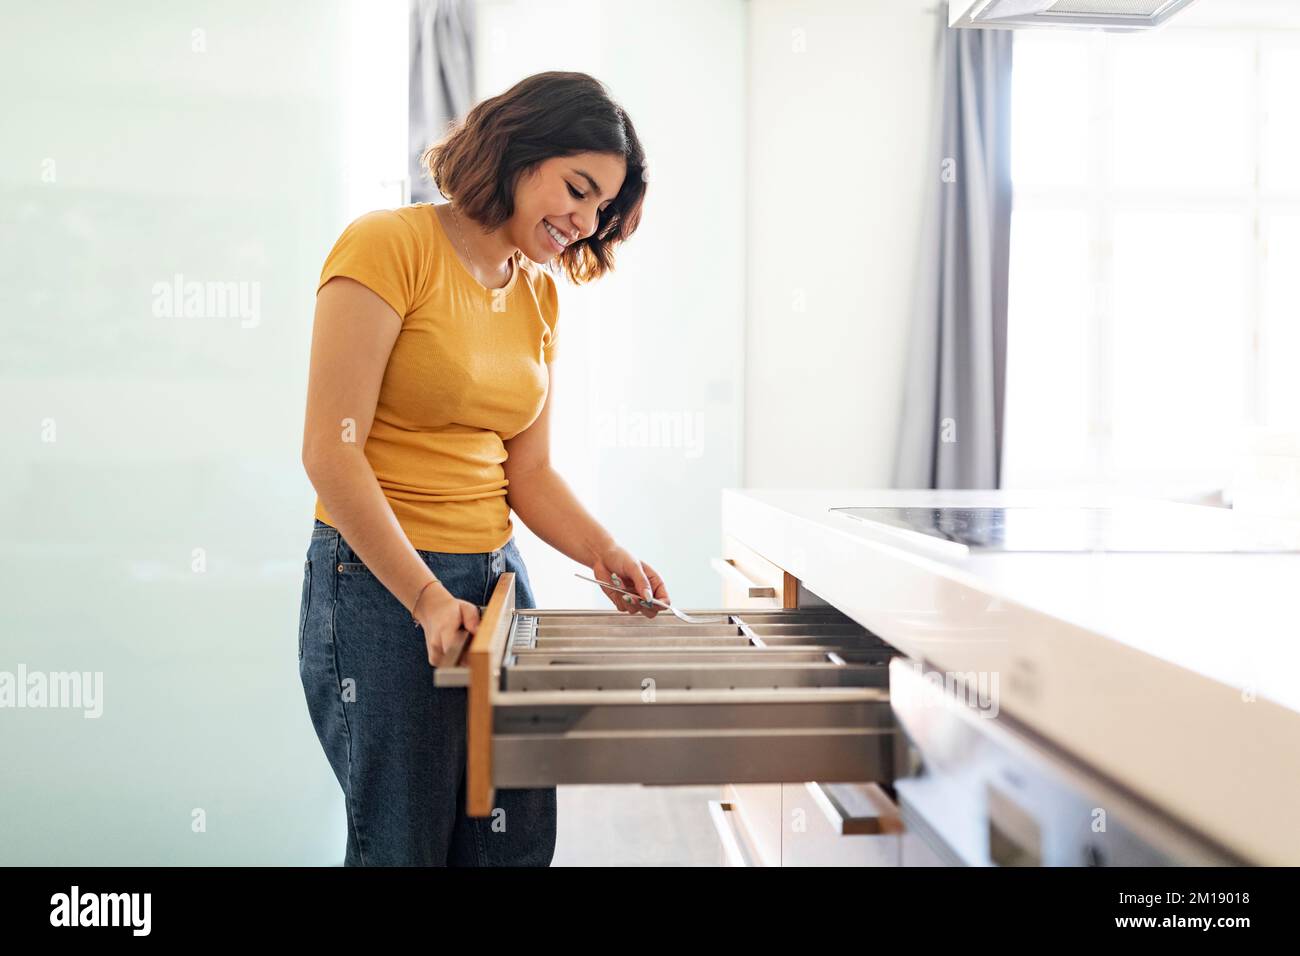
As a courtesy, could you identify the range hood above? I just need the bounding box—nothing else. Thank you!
[949,0,1201,31]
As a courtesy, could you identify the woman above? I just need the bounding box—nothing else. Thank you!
[297,71,667,866]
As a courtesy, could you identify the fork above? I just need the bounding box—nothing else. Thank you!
[574,573,728,624]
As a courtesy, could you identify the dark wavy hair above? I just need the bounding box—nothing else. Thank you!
[421,71,647,285]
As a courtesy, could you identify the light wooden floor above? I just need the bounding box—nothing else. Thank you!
[552,785,722,866]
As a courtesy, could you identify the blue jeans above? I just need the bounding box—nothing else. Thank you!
[298,518,557,866]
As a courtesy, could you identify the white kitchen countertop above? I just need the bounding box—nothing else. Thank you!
[721,488,1300,865]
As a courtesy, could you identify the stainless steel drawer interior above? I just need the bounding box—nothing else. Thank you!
[440,573,904,816]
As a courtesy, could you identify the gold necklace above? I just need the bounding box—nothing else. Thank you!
[448,203,511,289]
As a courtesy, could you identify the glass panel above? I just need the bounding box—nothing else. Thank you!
[1262,44,1300,194]
[1261,212,1300,428]
[1109,209,1250,480]
[1109,34,1254,190]
[0,0,403,867]
[1003,206,1094,486]
[1012,34,1092,188]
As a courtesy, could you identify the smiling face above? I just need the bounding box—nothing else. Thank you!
[508,152,628,263]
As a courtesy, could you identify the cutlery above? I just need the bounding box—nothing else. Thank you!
[573,573,728,624]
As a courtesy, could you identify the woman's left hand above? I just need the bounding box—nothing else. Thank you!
[591,544,670,618]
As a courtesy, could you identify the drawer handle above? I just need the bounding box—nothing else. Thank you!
[710,558,777,598]
[805,782,905,836]
[708,800,754,867]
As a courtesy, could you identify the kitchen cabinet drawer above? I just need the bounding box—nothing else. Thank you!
[713,535,798,609]
[781,782,903,866]
[722,783,782,867]
[900,830,949,867]
[710,800,759,867]
[438,573,903,816]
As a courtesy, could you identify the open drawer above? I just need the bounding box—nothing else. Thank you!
[437,573,905,816]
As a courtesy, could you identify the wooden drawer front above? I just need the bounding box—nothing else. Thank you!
[781,782,903,866]
[442,574,903,816]
[715,535,798,609]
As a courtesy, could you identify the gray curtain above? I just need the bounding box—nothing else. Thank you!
[892,17,1014,490]
[409,0,476,203]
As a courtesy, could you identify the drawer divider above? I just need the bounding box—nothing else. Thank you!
[736,619,767,647]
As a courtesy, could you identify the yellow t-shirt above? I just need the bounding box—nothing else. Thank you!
[313,203,558,553]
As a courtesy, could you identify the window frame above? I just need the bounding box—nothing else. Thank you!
[1005,26,1300,493]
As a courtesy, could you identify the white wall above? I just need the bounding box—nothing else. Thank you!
[745,0,940,488]
[474,0,748,608]
[471,0,938,602]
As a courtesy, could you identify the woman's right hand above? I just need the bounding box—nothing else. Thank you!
[414,582,481,667]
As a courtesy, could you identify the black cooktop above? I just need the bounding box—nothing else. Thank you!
[829,506,1300,553]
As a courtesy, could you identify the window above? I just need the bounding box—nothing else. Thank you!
[1003,26,1300,496]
